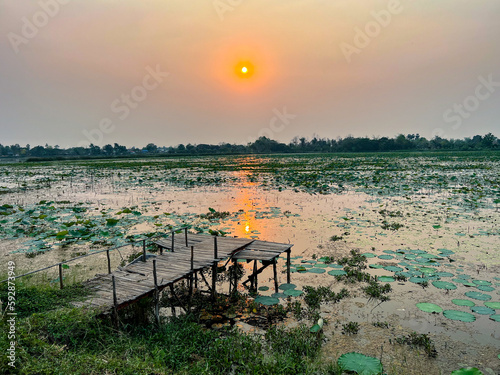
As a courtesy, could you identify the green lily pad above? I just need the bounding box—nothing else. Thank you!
[489,314,500,322]
[416,303,443,313]
[284,289,303,297]
[369,264,384,269]
[484,301,500,310]
[409,276,428,284]
[471,306,495,315]
[443,310,476,322]
[378,255,394,260]
[472,280,492,286]
[453,279,476,287]
[307,268,326,274]
[329,264,344,268]
[361,252,376,258]
[451,367,484,375]
[377,276,395,282]
[310,324,322,333]
[435,272,454,278]
[278,283,296,291]
[465,291,492,301]
[432,281,457,290]
[258,286,269,291]
[337,352,383,375]
[271,293,286,299]
[452,299,475,307]
[476,285,495,292]
[328,269,347,276]
[254,296,279,306]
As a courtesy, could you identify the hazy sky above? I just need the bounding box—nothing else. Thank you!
[1,0,499,148]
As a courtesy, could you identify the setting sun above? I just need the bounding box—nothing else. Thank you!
[235,61,254,78]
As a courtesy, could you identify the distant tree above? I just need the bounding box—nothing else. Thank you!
[103,144,114,155]
[145,143,158,153]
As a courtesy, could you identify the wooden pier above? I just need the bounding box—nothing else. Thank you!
[76,233,293,315]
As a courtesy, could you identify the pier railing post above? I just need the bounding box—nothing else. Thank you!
[171,231,175,252]
[212,236,218,300]
[153,259,159,325]
[106,249,111,274]
[185,227,188,247]
[273,257,279,293]
[112,275,118,328]
[58,263,63,289]
[286,249,291,284]
[142,239,147,262]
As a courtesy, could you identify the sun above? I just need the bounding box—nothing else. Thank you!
[235,61,254,78]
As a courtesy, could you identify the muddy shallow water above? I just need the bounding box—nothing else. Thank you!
[1,155,499,374]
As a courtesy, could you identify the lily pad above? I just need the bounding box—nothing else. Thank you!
[417,302,443,313]
[378,255,394,260]
[328,269,347,276]
[409,276,428,284]
[307,268,326,274]
[465,291,492,301]
[254,296,279,306]
[432,281,457,290]
[337,352,383,375]
[278,283,296,291]
[476,285,495,292]
[484,301,500,310]
[452,299,475,307]
[271,292,286,299]
[472,280,492,286]
[258,286,269,291]
[451,368,484,375]
[442,310,476,322]
[471,306,495,315]
[369,264,384,269]
[377,276,395,283]
[416,303,443,313]
[489,314,500,322]
[284,289,303,297]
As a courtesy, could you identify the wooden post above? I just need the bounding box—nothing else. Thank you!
[58,263,63,289]
[159,246,163,255]
[253,260,258,291]
[286,249,291,284]
[153,260,159,325]
[142,239,146,262]
[231,258,237,294]
[184,227,188,247]
[106,250,111,274]
[212,236,218,300]
[171,231,175,252]
[112,275,118,327]
[273,258,279,293]
[189,246,194,309]
[190,246,194,271]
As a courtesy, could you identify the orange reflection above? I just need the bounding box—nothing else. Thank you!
[230,169,267,240]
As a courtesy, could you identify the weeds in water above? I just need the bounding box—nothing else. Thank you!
[363,281,392,302]
[330,235,343,242]
[372,321,390,329]
[381,221,404,231]
[342,321,360,335]
[395,332,437,358]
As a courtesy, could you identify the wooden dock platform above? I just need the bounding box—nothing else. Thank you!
[76,233,292,314]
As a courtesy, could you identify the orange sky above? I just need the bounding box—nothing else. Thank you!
[1,0,499,147]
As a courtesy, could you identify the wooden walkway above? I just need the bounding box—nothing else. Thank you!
[76,233,292,313]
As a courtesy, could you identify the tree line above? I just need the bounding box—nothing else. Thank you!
[0,133,498,159]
